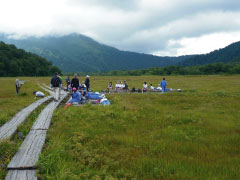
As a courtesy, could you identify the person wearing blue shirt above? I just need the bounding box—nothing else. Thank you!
[160,78,167,93]
[64,87,81,108]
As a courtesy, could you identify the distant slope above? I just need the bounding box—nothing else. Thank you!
[0,41,61,76]
[0,34,190,72]
[180,41,240,66]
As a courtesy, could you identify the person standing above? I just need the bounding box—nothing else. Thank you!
[85,75,90,92]
[71,74,80,89]
[160,78,167,93]
[65,76,71,91]
[50,72,62,101]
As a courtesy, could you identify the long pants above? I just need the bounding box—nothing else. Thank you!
[16,85,20,94]
[53,87,61,100]
[86,85,90,92]
[162,86,166,93]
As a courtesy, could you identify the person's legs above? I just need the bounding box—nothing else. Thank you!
[162,87,166,94]
[53,87,59,101]
[58,87,61,100]
[64,102,72,109]
[16,85,19,94]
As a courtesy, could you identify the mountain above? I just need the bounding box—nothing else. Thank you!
[180,41,240,66]
[0,33,190,72]
[0,41,61,76]
[1,33,240,73]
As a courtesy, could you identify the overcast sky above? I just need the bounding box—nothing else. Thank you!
[0,0,240,56]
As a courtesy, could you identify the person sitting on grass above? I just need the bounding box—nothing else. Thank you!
[142,82,148,93]
[64,88,81,108]
[108,82,113,93]
[123,81,129,90]
[150,84,156,91]
[160,78,167,93]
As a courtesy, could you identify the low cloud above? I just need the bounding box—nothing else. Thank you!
[0,0,240,56]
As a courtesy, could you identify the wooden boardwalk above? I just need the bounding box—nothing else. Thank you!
[0,96,52,140]
[7,130,47,169]
[6,91,68,180]
[5,170,37,180]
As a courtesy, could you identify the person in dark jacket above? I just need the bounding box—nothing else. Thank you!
[50,72,62,101]
[85,75,90,91]
[71,74,80,89]
[65,76,71,91]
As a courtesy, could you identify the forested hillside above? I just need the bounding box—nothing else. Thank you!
[0,34,190,72]
[1,33,240,73]
[180,41,240,66]
[0,42,61,76]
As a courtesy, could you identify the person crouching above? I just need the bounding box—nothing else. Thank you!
[64,88,81,108]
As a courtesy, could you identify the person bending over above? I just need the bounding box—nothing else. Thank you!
[64,88,81,108]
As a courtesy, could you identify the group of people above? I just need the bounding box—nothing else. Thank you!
[108,81,129,92]
[65,74,90,92]
[142,78,167,93]
[106,78,168,93]
[50,72,91,102]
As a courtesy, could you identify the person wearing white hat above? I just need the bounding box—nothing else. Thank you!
[85,75,90,91]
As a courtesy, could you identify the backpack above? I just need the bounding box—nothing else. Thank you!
[51,76,61,87]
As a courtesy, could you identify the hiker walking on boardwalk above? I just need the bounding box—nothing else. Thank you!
[51,72,62,101]
[71,74,80,89]
[160,78,167,93]
[85,75,90,91]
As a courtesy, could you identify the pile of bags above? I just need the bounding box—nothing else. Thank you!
[85,92,111,105]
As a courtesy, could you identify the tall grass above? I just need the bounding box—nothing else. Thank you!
[37,75,240,179]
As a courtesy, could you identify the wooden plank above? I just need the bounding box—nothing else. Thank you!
[7,93,68,169]
[0,96,52,140]
[42,83,53,91]
[38,84,54,96]
[32,101,58,130]
[5,170,37,180]
[7,130,47,169]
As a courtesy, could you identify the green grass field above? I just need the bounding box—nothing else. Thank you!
[0,76,240,180]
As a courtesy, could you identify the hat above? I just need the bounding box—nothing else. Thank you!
[74,73,78,76]
[55,72,59,75]
[73,87,77,91]
[86,75,90,78]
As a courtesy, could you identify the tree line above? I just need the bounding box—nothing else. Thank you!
[84,62,240,76]
[0,41,61,77]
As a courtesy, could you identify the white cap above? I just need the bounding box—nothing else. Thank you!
[86,75,90,78]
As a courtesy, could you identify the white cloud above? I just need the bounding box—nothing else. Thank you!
[154,32,240,56]
[0,0,240,56]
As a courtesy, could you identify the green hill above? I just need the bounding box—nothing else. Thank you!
[0,34,190,72]
[1,33,240,73]
[0,41,61,76]
[180,41,240,66]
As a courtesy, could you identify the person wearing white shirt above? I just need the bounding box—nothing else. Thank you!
[142,82,148,93]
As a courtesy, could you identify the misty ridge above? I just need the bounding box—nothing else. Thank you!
[1,33,240,74]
